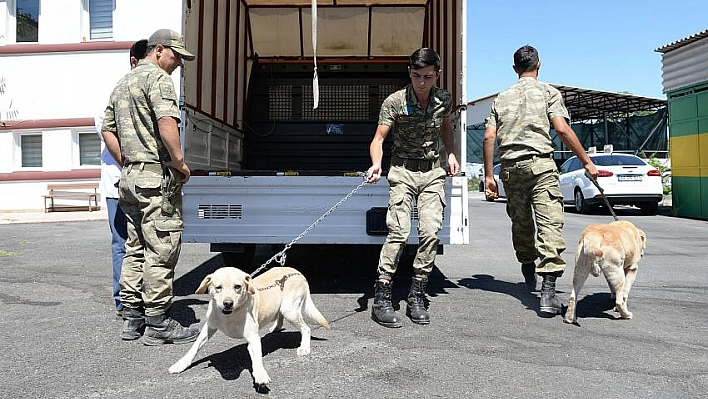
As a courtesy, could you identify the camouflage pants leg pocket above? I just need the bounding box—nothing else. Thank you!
[154,218,184,266]
[535,170,564,214]
[386,191,412,240]
[417,183,445,236]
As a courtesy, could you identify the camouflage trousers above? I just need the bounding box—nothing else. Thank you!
[377,165,447,278]
[118,162,184,317]
[500,156,566,275]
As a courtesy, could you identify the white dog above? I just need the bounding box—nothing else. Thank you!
[563,220,646,324]
[169,266,330,386]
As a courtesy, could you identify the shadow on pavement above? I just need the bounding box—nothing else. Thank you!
[457,274,544,315]
[174,253,226,296]
[173,244,458,321]
[173,329,327,392]
[573,292,620,320]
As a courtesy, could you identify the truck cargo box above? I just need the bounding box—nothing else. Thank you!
[180,1,469,256]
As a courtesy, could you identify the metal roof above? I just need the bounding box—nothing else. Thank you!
[553,85,667,122]
[655,29,708,53]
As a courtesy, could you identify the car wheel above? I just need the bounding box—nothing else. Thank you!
[574,188,591,213]
[639,202,658,216]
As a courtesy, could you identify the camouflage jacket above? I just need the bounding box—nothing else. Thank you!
[102,59,181,164]
[485,77,569,161]
[379,84,452,160]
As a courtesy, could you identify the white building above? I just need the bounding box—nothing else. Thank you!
[0,0,183,212]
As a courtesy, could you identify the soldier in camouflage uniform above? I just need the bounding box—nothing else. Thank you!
[483,45,598,315]
[366,48,460,328]
[102,29,199,344]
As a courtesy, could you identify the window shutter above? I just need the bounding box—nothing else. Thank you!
[79,133,101,165]
[20,135,43,167]
[89,0,113,40]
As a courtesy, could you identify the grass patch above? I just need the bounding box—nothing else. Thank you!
[0,251,18,257]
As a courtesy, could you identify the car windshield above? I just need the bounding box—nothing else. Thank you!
[589,155,646,166]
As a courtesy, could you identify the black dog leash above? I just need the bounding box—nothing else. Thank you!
[585,171,619,221]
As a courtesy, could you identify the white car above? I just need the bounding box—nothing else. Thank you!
[558,153,663,215]
[479,164,506,201]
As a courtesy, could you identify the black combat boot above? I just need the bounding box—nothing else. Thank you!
[539,274,563,315]
[371,280,402,328]
[406,276,430,325]
[142,314,200,345]
[120,307,145,340]
[521,262,537,290]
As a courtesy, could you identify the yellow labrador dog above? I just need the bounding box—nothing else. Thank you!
[563,220,646,324]
[169,266,330,386]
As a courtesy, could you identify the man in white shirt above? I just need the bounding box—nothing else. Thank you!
[95,39,148,318]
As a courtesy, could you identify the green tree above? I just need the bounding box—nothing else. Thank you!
[640,151,671,195]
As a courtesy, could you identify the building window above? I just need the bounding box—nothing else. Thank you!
[20,134,42,167]
[89,0,113,40]
[16,0,39,43]
[78,132,101,165]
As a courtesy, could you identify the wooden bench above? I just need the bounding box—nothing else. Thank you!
[43,182,100,213]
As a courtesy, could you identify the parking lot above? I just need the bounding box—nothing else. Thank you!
[1,191,706,398]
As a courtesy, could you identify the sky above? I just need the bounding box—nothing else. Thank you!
[466,0,708,101]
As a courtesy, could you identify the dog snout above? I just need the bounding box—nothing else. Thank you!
[223,299,234,309]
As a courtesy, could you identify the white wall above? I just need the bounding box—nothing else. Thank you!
[0,133,12,170]
[113,0,183,41]
[467,96,495,126]
[39,0,84,44]
[0,180,54,210]
[0,179,102,211]
[0,0,185,212]
[1,0,183,45]
[1,0,184,121]
[2,50,128,120]
[0,1,7,45]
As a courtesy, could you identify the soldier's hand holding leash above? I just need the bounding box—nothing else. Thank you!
[583,162,599,180]
[584,169,619,221]
[366,165,382,184]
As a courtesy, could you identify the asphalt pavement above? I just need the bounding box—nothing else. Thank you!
[0,191,706,399]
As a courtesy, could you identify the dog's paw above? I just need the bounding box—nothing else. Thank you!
[297,346,311,356]
[252,368,271,386]
[621,311,633,320]
[168,360,190,374]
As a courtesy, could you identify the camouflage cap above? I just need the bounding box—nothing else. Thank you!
[148,29,195,61]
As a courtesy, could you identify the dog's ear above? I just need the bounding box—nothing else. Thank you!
[639,229,647,249]
[245,275,256,295]
[196,275,212,294]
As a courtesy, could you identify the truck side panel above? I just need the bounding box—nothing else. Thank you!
[182,175,467,245]
[183,0,248,171]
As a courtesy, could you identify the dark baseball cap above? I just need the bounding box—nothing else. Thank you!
[148,29,195,61]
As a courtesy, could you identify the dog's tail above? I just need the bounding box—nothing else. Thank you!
[304,293,331,329]
[578,232,605,277]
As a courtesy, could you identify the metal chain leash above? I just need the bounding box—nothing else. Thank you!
[250,173,369,277]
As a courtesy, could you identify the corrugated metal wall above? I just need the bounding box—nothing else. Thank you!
[661,37,708,94]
